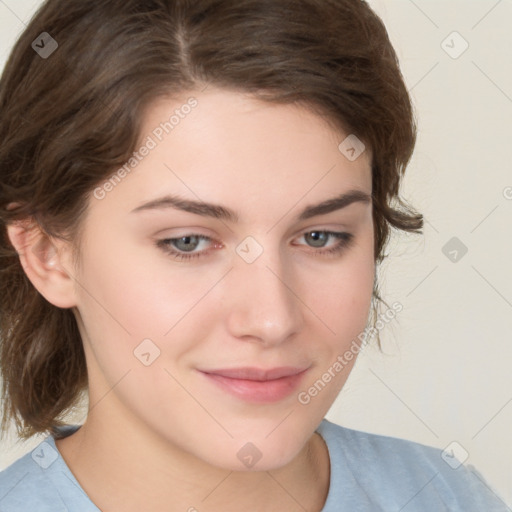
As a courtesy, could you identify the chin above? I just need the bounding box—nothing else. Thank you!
[200,432,308,473]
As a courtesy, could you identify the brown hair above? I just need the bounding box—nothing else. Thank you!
[0,0,423,440]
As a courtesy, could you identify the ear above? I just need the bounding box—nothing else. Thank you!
[6,219,78,309]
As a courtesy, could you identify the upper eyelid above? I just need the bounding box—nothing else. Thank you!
[157,223,354,239]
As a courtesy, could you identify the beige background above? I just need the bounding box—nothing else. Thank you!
[1,0,511,507]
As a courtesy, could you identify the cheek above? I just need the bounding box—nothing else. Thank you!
[308,239,375,343]
[294,250,375,415]
[76,236,202,337]
[73,237,223,385]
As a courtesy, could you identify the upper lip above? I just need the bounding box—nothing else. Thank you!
[200,366,309,381]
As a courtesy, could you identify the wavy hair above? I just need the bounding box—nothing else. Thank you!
[0,0,423,440]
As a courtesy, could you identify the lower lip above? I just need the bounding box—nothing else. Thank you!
[200,370,308,403]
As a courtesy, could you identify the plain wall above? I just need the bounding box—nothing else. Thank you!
[1,0,511,506]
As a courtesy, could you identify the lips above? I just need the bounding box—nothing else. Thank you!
[201,366,308,381]
[199,366,310,403]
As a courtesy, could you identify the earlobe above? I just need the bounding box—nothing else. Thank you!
[6,220,78,309]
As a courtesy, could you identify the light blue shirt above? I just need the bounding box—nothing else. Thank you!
[0,419,509,511]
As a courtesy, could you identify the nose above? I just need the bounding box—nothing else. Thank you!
[225,245,305,347]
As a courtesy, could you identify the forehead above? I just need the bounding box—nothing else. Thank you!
[141,87,368,159]
[89,87,372,223]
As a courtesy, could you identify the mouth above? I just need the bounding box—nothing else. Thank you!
[198,366,310,403]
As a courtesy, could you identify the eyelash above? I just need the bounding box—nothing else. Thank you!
[156,231,354,261]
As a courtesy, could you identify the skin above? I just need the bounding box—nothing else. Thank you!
[8,87,375,511]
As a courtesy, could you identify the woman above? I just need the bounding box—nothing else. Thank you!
[0,0,508,510]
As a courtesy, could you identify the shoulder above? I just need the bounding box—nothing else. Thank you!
[0,440,65,512]
[316,419,510,511]
[0,427,98,512]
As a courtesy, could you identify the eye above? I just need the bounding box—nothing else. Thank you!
[300,231,354,257]
[156,234,213,261]
[156,231,354,261]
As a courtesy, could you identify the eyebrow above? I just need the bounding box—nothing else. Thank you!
[130,189,372,223]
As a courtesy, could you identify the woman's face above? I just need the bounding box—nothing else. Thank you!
[71,87,375,470]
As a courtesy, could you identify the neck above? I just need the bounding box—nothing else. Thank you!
[55,409,330,512]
